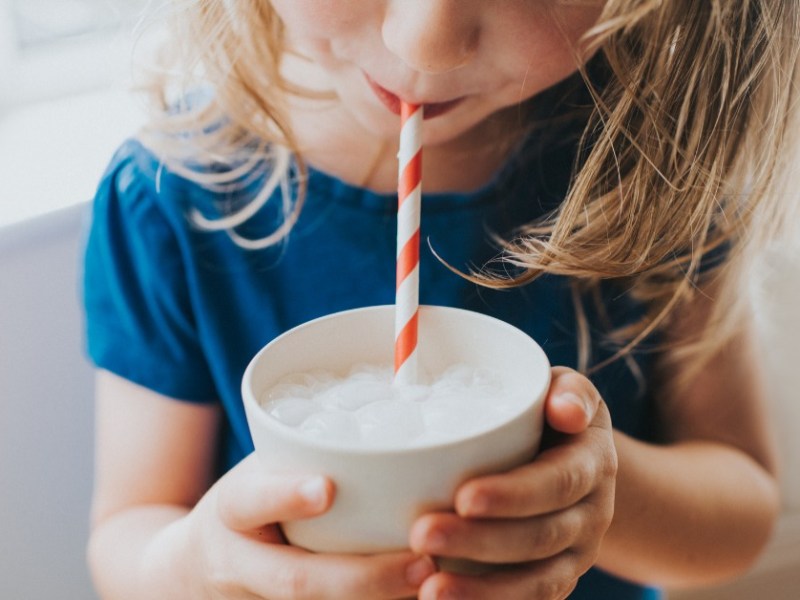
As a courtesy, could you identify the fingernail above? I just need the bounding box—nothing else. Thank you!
[298,476,328,509]
[423,529,448,552]
[459,491,489,516]
[558,392,590,417]
[406,556,437,587]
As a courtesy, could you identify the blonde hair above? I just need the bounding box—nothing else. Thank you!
[138,0,306,248]
[568,0,799,381]
[139,0,800,381]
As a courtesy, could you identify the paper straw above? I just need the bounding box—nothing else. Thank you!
[394,102,422,385]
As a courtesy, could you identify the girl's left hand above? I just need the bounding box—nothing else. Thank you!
[410,367,618,599]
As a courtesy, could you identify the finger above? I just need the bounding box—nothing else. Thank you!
[409,510,583,563]
[418,554,582,600]
[216,453,334,532]
[454,421,614,518]
[237,543,437,600]
[545,367,605,434]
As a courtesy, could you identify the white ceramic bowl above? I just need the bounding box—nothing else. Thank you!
[242,305,550,553]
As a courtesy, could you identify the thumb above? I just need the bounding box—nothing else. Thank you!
[545,367,602,435]
[215,453,335,532]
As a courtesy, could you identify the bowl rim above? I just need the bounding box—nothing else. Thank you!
[242,304,551,456]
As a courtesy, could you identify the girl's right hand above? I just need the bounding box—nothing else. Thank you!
[162,453,436,599]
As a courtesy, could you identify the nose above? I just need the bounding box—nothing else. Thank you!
[381,0,481,74]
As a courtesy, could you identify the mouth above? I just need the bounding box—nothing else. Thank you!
[364,73,465,120]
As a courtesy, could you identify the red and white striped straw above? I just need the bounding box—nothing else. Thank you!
[394,102,423,385]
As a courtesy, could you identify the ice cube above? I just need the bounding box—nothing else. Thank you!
[299,410,361,443]
[317,380,390,411]
[260,363,520,447]
[422,394,477,438]
[267,397,319,427]
[356,399,424,446]
[265,383,312,402]
[392,383,430,403]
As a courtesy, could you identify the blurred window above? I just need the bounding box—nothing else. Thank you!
[0,0,155,225]
[0,0,153,110]
[11,0,149,50]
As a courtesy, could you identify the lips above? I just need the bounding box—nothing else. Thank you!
[364,73,464,120]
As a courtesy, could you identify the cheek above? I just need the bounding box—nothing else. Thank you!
[497,5,602,92]
[552,4,605,57]
[269,0,368,38]
[268,0,375,65]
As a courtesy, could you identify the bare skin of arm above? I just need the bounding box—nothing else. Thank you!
[87,371,436,600]
[88,371,221,598]
[596,288,780,587]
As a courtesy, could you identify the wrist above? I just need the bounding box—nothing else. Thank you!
[139,508,197,598]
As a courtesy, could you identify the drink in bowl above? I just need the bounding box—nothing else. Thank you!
[242,304,550,554]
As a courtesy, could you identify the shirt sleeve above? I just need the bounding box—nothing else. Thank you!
[82,140,218,403]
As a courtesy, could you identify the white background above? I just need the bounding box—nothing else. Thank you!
[0,0,155,227]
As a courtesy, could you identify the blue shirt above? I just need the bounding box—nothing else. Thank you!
[83,134,661,599]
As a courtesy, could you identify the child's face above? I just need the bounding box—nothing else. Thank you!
[270,0,604,146]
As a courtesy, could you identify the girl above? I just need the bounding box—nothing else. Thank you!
[83,1,799,599]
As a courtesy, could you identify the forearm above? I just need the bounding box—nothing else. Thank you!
[596,430,780,588]
[88,505,193,599]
